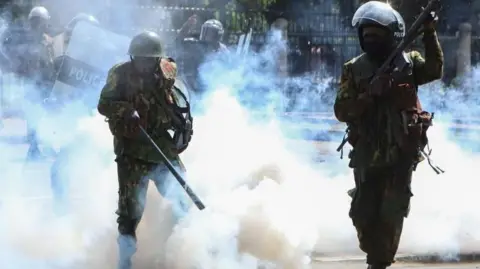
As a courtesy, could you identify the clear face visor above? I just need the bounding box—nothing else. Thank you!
[351,1,405,32]
[199,26,223,43]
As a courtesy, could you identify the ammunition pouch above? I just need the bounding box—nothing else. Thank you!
[418,111,433,151]
[397,109,432,156]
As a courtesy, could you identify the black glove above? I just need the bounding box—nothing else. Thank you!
[422,7,439,30]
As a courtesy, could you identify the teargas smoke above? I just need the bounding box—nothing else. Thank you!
[0,1,478,269]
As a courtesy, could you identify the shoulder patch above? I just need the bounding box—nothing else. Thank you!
[160,58,177,80]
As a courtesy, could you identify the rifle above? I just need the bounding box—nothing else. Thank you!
[369,0,441,84]
[137,124,205,210]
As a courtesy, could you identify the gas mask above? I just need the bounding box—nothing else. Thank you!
[132,56,159,75]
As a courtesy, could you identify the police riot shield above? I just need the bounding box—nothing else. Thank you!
[38,21,130,151]
[50,21,130,103]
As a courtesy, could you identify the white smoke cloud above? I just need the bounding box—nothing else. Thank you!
[0,1,479,269]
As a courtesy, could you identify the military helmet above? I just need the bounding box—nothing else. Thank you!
[128,31,163,57]
[65,13,99,35]
[28,6,50,21]
[199,19,224,43]
[352,1,405,40]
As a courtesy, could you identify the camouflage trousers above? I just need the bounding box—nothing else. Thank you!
[115,155,190,269]
[349,161,413,267]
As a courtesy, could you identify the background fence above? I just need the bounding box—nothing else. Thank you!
[0,0,477,115]
[95,5,468,84]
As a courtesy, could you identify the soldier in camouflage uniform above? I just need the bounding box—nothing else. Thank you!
[177,18,228,99]
[98,31,192,269]
[13,6,56,160]
[334,2,443,268]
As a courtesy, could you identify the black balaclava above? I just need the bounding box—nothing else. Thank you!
[361,25,395,62]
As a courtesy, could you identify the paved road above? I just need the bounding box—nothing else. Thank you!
[311,261,480,268]
[1,118,480,268]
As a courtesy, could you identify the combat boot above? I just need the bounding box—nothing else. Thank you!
[117,234,137,269]
[367,264,387,269]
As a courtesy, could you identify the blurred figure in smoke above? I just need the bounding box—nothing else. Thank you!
[0,4,26,129]
[334,2,443,269]
[97,31,193,269]
[48,13,100,215]
[175,18,229,109]
[174,14,198,42]
[199,19,228,52]
[14,6,55,160]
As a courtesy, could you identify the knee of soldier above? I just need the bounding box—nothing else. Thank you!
[117,216,140,237]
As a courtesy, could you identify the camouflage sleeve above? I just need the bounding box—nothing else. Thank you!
[97,65,133,119]
[334,63,371,123]
[409,29,444,86]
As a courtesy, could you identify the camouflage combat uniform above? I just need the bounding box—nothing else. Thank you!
[98,46,190,268]
[334,2,443,268]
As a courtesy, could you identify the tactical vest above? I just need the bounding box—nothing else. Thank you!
[345,52,438,171]
[107,59,192,162]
